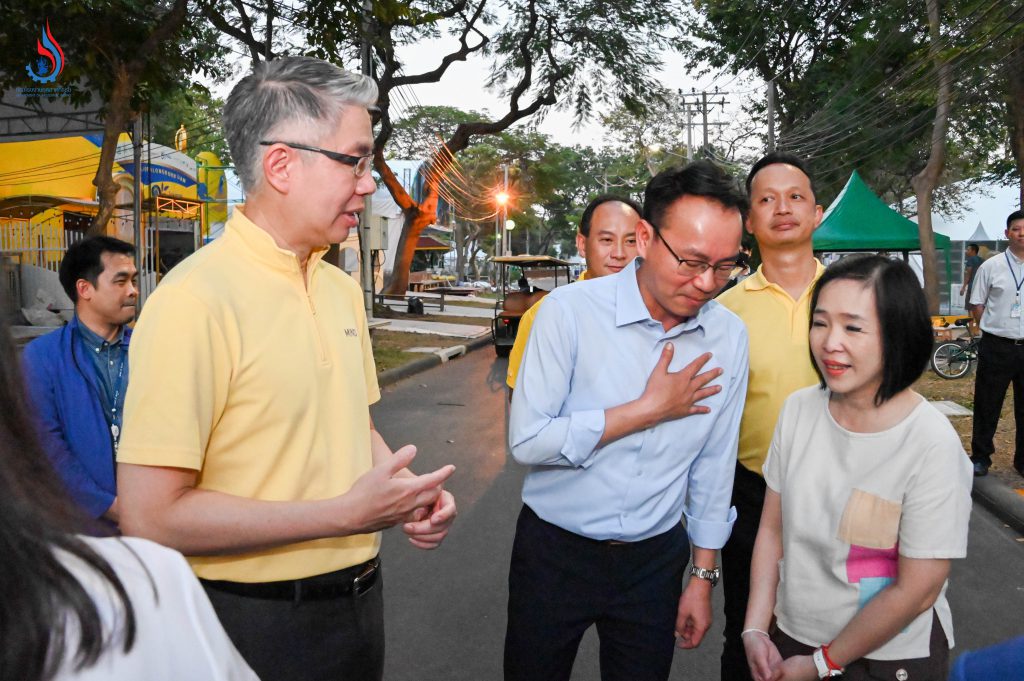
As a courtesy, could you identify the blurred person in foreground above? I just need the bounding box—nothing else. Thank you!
[0,317,255,681]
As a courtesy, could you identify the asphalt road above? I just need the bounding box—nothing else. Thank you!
[371,349,1024,681]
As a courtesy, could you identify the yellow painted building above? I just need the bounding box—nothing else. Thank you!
[0,132,225,270]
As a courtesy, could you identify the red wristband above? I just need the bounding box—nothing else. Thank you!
[821,643,843,672]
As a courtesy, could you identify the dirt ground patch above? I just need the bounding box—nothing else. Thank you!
[914,371,1022,490]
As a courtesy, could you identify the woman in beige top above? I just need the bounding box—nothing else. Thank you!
[743,255,972,681]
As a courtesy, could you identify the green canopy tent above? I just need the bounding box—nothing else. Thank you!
[813,170,953,312]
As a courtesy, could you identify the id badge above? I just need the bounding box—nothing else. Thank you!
[1012,295,1021,318]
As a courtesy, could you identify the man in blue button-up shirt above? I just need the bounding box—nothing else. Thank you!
[506,161,750,681]
[22,236,137,524]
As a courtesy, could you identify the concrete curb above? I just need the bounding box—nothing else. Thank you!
[378,334,491,388]
[971,475,1024,535]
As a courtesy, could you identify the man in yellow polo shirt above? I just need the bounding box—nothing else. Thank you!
[116,57,457,681]
[506,194,642,390]
[715,152,824,681]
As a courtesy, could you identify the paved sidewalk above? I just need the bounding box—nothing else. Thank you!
[381,318,489,338]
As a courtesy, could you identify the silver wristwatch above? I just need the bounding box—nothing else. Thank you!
[688,565,720,586]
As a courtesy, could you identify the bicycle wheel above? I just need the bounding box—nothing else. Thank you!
[931,342,972,379]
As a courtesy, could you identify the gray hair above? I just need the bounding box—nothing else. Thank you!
[223,56,378,192]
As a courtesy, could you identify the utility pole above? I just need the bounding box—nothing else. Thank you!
[131,116,147,311]
[686,108,694,162]
[502,163,510,256]
[702,91,709,150]
[679,89,730,158]
[766,79,776,152]
[359,0,374,316]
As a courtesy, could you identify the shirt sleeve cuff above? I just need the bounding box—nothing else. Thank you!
[560,409,606,468]
[685,505,737,550]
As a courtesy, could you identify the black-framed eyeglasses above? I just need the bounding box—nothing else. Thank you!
[258,140,373,177]
[650,223,746,281]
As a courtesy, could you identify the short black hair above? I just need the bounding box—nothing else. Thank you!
[579,194,643,237]
[58,236,135,303]
[809,254,932,406]
[966,243,979,252]
[642,160,748,229]
[745,151,817,201]
[1007,209,1024,229]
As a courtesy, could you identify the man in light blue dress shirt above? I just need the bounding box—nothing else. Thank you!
[505,161,750,681]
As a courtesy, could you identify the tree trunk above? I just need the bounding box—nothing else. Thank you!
[89,68,134,236]
[385,203,437,294]
[454,221,467,283]
[88,0,188,236]
[910,0,952,314]
[1007,35,1024,207]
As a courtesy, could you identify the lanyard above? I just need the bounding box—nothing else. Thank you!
[109,350,128,449]
[1006,252,1024,296]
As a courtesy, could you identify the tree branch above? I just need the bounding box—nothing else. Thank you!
[201,0,265,64]
[390,1,489,87]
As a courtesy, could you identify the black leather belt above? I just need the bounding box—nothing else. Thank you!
[201,556,380,601]
[985,333,1024,346]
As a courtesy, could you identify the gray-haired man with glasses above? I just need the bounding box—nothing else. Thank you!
[506,160,749,681]
[116,56,457,681]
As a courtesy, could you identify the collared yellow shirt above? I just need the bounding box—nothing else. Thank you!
[716,261,824,474]
[506,269,589,389]
[118,208,381,582]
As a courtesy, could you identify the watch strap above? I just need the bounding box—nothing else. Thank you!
[688,565,720,586]
[812,647,843,678]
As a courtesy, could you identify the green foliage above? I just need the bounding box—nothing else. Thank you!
[388,105,488,159]
[681,0,1022,208]
[486,0,685,123]
[149,85,231,162]
[0,1,227,112]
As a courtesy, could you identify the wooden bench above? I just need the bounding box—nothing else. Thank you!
[377,292,446,312]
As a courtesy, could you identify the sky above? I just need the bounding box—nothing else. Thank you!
[390,36,748,149]
[211,27,760,152]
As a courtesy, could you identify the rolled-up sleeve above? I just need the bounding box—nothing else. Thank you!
[684,327,749,549]
[509,297,605,467]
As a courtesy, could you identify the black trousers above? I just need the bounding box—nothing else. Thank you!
[772,611,948,681]
[971,334,1024,470]
[201,563,385,681]
[504,505,690,681]
[720,462,767,681]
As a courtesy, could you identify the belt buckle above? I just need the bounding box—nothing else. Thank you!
[353,558,379,597]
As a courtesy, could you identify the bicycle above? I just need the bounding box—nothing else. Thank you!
[931,318,979,379]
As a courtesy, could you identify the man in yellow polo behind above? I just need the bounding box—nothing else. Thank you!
[506,194,642,390]
[715,152,824,681]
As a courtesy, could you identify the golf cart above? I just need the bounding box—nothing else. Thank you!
[490,255,573,357]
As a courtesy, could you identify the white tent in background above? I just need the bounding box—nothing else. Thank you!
[926,180,1020,241]
[967,222,992,242]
